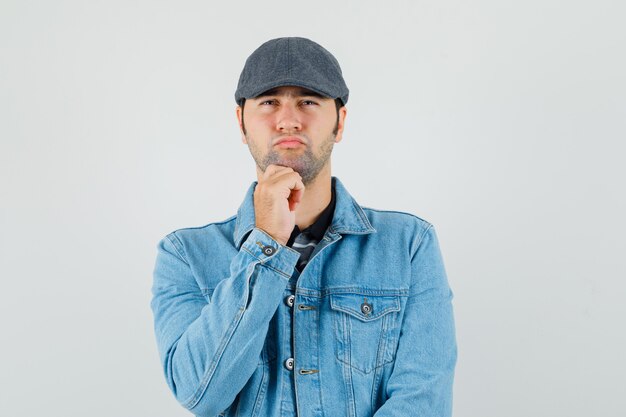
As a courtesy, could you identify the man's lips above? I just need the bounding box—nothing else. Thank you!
[275,136,305,146]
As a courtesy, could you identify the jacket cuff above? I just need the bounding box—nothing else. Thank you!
[241,227,301,278]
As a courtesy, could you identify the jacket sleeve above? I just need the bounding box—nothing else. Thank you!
[150,227,301,416]
[373,224,458,417]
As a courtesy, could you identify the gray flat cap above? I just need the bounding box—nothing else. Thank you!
[235,37,349,107]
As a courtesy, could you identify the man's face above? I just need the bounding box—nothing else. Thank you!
[236,85,347,186]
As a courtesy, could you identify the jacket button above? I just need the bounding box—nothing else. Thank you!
[285,295,295,308]
[284,357,294,371]
[361,302,372,315]
[262,246,276,256]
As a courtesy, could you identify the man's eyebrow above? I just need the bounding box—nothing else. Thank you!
[254,88,327,100]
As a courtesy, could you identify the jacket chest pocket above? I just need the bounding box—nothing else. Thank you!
[330,293,401,374]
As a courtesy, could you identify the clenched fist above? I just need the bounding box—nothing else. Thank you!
[254,164,305,246]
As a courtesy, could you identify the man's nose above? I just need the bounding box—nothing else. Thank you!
[276,103,302,131]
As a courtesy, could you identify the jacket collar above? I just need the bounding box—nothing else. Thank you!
[233,176,377,249]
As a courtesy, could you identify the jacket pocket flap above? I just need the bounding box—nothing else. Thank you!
[330,293,400,322]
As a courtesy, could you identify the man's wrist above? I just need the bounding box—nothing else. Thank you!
[255,226,288,247]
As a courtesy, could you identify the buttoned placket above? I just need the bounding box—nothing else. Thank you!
[285,231,340,417]
[282,294,320,374]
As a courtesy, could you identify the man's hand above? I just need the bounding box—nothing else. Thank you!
[254,164,305,246]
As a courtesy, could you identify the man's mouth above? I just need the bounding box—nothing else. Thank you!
[275,136,305,148]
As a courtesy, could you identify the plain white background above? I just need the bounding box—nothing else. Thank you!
[1,1,624,416]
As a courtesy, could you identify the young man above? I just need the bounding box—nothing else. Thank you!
[151,37,457,417]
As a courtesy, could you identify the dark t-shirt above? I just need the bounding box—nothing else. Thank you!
[285,178,336,272]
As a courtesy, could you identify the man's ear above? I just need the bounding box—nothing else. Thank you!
[335,106,347,143]
[236,105,246,144]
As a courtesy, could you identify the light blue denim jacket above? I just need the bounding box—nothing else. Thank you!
[151,176,457,417]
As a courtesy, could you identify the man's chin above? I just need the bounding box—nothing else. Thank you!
[264,158,305,173]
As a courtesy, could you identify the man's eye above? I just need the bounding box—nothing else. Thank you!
[259,99,317,106]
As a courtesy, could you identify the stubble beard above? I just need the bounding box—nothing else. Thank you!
[247,132,336,187]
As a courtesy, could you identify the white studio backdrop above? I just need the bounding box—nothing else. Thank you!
[1,1,624,416]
